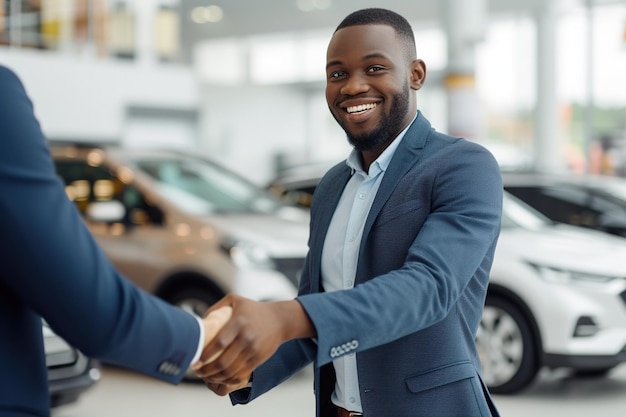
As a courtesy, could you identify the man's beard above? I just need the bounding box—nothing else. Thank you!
[340,84,410,152]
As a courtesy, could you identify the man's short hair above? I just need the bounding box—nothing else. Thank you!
[335,8,416,60]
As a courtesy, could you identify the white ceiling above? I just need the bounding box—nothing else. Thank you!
[177,0,623,63]
[179,0,546,42]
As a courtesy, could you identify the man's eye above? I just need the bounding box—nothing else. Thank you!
[368,66,385,73]
[329,71,345,79]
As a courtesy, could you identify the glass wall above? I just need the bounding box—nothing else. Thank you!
[477,3,626,174]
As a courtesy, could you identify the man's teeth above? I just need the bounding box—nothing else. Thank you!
[346,103,377,114]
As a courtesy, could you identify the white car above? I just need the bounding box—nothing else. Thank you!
[478,192,626,393]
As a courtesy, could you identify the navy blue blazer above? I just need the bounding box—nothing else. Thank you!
[0,65,200,416]
[232,113,503,416]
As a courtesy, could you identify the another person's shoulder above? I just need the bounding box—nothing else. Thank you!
[0,65,28,103]
[0,64,22,85]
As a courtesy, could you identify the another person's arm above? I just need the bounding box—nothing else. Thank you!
[0,65,207,383]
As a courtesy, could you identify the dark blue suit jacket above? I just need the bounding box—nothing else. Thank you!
[0,65,200,416]
[233,113,503,416]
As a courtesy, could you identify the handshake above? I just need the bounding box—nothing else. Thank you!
[190,294,316,396]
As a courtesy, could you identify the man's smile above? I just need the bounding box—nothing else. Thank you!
[346,103,378,114]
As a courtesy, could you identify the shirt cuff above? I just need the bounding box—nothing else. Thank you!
[191,314,205,365]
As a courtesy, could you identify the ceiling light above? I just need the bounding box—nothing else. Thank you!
[314,0,331,10]
[191,5,224,24]
[296,0,331,12]
[296,0,314,12]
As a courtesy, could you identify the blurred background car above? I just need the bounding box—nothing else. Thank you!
[267,166,626,394]
[502,171,626,238]
[50,142,305,319]
[44,321,100,408]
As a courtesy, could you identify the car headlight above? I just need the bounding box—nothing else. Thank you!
[529,263,618,285]
[221,238,275,269]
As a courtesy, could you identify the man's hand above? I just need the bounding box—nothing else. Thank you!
[194,305,233,367]
[191,294,315,388]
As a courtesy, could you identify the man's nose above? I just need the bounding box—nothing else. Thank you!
[340,74,369,96]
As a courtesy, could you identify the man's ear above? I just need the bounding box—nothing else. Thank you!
[410,59,427,91]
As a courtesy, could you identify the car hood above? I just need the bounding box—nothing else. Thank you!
[204,206,310,258]
[498,223,626,276]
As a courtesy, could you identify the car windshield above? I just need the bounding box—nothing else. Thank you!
[131,154,283,215]
[502,192,552,230]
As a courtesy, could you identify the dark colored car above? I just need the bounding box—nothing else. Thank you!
[267,161,336,209]
[44,321,100,407]
[502,171,626,238]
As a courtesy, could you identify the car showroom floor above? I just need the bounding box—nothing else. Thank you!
[53,363,626,417]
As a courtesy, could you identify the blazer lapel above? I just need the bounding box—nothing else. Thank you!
[360,113,432,259]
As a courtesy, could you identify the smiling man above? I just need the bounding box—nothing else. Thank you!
[195,8,503,417]
[325,17,420,169]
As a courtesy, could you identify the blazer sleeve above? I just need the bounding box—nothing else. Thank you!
[0,65,200,384]
[230,337,317,405]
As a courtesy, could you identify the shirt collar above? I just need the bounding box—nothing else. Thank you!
[345,112,417,178]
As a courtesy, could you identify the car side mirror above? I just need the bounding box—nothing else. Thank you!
[86,200,126,223]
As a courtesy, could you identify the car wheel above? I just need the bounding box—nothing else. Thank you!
[165,286,221,317]
[476,295,539,394]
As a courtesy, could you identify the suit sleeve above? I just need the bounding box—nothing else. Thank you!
[230,337,317,404]
[0,65,200,384]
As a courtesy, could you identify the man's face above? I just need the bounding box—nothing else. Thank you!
[325,24,420,152]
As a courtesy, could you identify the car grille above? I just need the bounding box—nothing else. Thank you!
[46,346,79,368]
[272,257,305,287]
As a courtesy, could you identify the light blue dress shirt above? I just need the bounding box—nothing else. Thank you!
[320,115,416,412]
